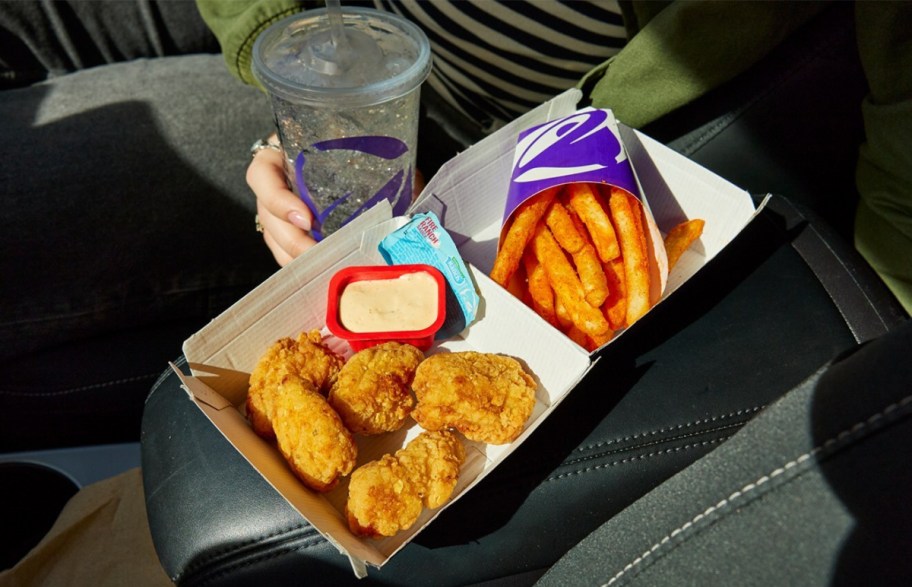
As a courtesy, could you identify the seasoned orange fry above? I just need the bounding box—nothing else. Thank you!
[565,325,589,348]
[506,261,528,303]
[522,249,558,327]
[586,328,615,351]
[554,297,573,330]
[574,249,610,308]
[546,202,609,307]
[530,223,611,339]
[490,187,559,287]
[565,183,620,262]
[608,188,651,325]
[544,200,586,253]
[601,257,627,331]
[664,219,705,270]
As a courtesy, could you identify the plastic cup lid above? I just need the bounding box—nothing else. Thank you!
[252,7,431,108]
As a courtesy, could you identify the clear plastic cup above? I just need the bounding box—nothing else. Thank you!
[252,7,431,239]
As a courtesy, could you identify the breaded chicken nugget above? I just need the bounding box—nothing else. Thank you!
[328,342,424,435]
[346,430,465,537]
[272,376,357,493]
[394,430,466,509]
[411,352,537,444]
[247,330,345,439]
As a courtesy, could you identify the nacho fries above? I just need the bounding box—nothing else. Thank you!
[664,218,705,270]
[492,183,705,350]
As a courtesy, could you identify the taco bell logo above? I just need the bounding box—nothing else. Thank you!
[294,135,413,241]
[506,109,639,219]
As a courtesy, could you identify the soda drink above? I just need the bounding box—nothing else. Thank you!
[252,7,431,239]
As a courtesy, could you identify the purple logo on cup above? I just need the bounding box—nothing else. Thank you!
[294,136,413,240]
[505,108,638,223]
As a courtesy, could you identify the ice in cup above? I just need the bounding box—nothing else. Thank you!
[253,7,431,239]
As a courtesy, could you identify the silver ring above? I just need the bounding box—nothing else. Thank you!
[255,214,264,234]
[250,136,281,159]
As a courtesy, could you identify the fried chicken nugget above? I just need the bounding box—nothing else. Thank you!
[411,352,537,445]
[346,430,465,538]
[272,376,357,493]
[247,330,345,439]
[328,342,424,436]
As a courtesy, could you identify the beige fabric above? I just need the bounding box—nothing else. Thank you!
[0,468,173,587]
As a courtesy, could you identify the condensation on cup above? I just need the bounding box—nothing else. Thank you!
[253,7,431,239]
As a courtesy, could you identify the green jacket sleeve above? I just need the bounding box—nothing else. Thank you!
[853,1,912,314]
[582,0,829,128]
[196,0,308,87]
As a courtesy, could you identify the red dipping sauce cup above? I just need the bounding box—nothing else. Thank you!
[326,264,446,351]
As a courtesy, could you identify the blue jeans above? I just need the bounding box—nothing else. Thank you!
[0,1,278,450]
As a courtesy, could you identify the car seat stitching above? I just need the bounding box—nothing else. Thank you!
[601,393,912,586]
[478,410,764,494]
[562,424,744,469]
[550,437,730,483]
[574,406,764,453]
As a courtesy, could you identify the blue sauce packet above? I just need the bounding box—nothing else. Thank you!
[378,212,479,340]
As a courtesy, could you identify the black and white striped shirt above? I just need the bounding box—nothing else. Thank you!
[372,1,627,133]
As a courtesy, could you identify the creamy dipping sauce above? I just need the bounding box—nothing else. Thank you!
[338,272,439,333]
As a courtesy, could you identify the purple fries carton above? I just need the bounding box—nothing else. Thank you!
[504,108,641,222]
[499,108,669,344]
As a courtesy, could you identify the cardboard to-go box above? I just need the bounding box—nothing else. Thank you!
[174,88,765,578]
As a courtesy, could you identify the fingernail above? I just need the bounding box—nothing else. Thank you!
[287,210,311,231]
